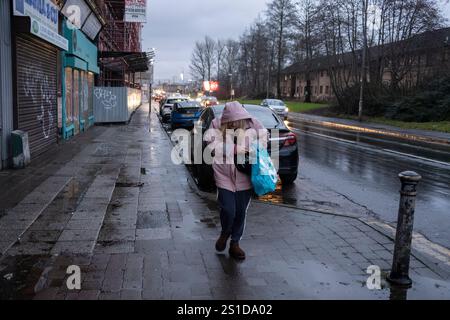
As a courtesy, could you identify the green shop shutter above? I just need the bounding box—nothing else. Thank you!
[15,34,58,159]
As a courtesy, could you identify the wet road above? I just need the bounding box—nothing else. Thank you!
[158,102,450,250]
[282,120,450,249]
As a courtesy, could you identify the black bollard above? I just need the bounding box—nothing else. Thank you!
[387,171,422,288]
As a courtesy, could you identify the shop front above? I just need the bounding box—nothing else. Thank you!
[61,21,99,139]
[12,0,68,160]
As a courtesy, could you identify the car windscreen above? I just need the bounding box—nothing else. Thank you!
[213,105,285,129]
[177,101,201,108]
[167,98,188,104]
[268,100,285,106]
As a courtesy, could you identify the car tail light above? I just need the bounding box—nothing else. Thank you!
[282,132,297,146]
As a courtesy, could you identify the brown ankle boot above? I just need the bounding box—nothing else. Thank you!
[215,233,230,252]
[229,242,246,260]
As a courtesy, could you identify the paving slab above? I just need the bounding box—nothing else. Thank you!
[1,103,450,300]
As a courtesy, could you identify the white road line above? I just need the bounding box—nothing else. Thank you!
[291,127,358,145]
[291,127,450,167]
[382,149,450,167]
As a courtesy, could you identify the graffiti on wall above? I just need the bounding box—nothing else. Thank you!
[94,88,117,110]
[23,65,55,139]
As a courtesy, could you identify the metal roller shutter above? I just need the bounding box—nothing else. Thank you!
[16,34,58,159]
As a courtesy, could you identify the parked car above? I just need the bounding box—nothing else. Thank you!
[160,96,189,122]
[199,96,219,107]
[261,99,289,120]
[171,100,203,130]
[190,104,299,189]
[154,92,166,102]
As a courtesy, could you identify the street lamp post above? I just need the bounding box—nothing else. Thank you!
[146,48,156,113]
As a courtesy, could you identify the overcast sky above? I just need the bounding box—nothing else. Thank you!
[142,0,450,82]
[142,0,268,82]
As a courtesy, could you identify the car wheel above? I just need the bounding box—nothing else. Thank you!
[280,173,297,185]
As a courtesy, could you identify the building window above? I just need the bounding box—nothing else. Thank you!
[320,86,323,94]
[325,86,329,94]
[321,71,324,77]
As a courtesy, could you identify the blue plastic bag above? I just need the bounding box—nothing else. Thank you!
[251,145,278,196]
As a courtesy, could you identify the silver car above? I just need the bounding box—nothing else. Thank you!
[261,99,289,119]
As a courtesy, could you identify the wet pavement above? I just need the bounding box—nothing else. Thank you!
[261,117,450,250]
[1,103,450,300]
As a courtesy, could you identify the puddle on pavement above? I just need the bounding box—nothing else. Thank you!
[171,201,220,240]
[137,211,169,229]
[199,218,218,228]
[29,178,88,224]
[115,182,144,188]
[172,207,203,240]
[210,254,450,299]
[0,255,52,300]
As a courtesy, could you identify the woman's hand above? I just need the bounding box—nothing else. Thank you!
[234,144,247,155]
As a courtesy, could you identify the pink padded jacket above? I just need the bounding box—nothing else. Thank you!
[205,102,266,192]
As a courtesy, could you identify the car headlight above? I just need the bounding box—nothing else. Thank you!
[285,107,289,112]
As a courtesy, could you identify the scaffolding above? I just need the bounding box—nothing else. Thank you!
[94,0,147,87]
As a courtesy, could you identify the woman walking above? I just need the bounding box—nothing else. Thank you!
[205,101,266,260]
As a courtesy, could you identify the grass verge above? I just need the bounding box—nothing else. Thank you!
[367,117,450,134]
[222,99,328,113]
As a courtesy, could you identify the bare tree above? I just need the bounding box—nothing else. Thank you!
[216,40,226,81]
[294,0,321,101]
[189,35,218,96]
[222,39,240,96]
[204,36,216,82]
[190,0,445,106]
[190,41,207,81]
[266,0,298,98]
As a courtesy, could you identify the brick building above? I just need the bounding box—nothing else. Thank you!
[280,27,450,103]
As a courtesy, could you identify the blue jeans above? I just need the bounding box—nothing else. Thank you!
[217,188,252,243]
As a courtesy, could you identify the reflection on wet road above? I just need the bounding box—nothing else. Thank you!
[160,103,450,249]
[276,120,450,249]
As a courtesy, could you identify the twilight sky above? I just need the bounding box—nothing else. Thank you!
[141,0,269,82]
[141,0,450,83]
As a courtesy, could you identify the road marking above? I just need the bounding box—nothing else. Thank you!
[287,116,450,146]
[291,127,450,167]
[382,149,450,167]
[306,131,358,145]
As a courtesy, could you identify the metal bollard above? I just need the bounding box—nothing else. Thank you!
[387,171,422,288]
